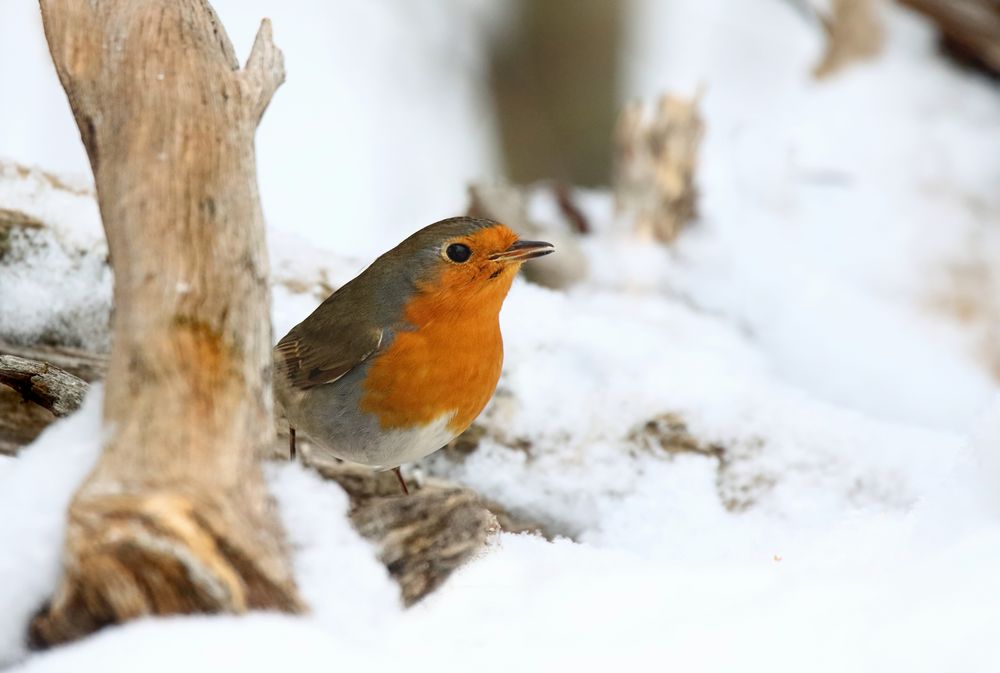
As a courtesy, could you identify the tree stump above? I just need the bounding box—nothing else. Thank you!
[30,0,301,647]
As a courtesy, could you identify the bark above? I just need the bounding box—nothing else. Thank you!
[30,0,301,647]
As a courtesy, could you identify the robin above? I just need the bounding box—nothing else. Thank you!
[273,216,554,494]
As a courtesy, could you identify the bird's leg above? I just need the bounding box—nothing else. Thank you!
[289,426,296,461]
[392,466,410,495]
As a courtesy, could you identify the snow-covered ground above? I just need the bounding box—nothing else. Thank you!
[3,1,1000,671]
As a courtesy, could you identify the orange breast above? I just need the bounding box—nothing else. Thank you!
[358,277,512,434]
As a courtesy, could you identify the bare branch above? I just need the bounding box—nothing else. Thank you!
[0,354,88,417]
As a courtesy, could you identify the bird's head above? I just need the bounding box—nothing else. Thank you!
[378,217,554,320]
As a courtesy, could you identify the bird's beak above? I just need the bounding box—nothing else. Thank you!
[490,239,555,263]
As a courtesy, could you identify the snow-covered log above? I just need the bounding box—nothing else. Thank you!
[29,0,301,646]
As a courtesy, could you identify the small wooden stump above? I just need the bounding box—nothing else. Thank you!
[614,94,704,244]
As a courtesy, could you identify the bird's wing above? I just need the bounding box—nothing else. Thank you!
[274,319,384,390]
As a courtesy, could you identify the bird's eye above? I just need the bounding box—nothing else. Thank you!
[445,243,472,263]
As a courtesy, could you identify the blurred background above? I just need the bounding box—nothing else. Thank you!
[4,0,978,257]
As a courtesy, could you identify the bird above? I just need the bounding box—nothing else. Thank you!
[273,216,554,494]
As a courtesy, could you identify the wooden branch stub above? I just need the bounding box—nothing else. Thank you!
[814,0,885,78]
[0,354,87,417]
[614,94,704,244]
[241,19,286,123]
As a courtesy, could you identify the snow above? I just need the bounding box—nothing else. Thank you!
[625,0,1000,433]
[3,0,1000,671]
[0,388,105,662]
[265,463,400,637]
[0,164,110,350]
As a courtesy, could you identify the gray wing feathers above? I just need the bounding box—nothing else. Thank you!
[275,321,383,390]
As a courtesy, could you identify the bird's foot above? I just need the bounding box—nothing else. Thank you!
[392,466,410,495]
